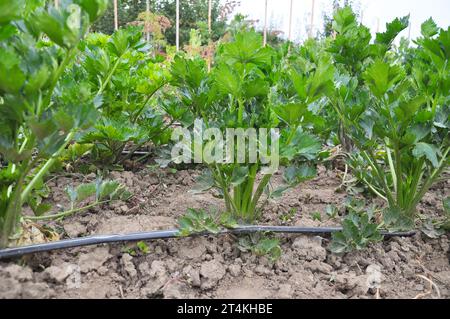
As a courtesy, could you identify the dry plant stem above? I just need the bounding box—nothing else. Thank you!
[413,275,441,299]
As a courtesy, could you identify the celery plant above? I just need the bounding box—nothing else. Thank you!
[78,28,173,165]
[0,0,107,247]
[170,31,332,223]
[342,24,450,230]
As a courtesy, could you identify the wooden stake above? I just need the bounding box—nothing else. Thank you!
[263,0,268,46]
[207,0,213,72]
[309,0,315,38]
[114,0,119,31]
[408,21,412,41]
[146,0,150,42]
[288,0,293,41]
[55,0,59,9]
[208,0,212,35]
[376,17,380,33]
[176,0,180,51]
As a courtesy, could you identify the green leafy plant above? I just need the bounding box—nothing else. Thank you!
[177,208,238,237]
[311,212,322,222]
[279,207,297,224]
[0,0,107,247]
[25,178,131,221]
[77,27,176,166]
[346,35,448,229]
[124,241,150,256]
[326,204,339,220]
[326,7,409,151]
[170,31,330,223]
[322,8,449,231]
[237,233,282,262]
[136,241,150,254]
[330,199,383,253]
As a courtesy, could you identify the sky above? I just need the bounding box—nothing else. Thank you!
[229,0,450,42]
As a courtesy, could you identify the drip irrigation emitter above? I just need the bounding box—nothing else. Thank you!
[0,225,415,260]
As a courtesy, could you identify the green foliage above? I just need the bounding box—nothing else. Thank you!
[326,204,339,219]
[26,178,131,222]
[153,0,227,47]
[177,208,237,237]
[170,30,326,223]
[136,241,150,254]
[375,15,409,47]
[91,0,228,48]
[311,212,322,222]
[60,143,93,164]
[330,199,383,253]
[77,27,174,165]
[421,18,439,38]
[237,233,282,262]
[323,9,449,230]
[279,208,297,224]
[123,241,150,256]
[65,179,130,208]
[0,0,105,247]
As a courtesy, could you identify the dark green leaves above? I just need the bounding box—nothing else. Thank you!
[383,207,415,232]
[0,0,25,25]
[253,238,282,262]
[306,58,335,102]
[171,55,207,89]
[281,130,321,161]
[0,48,26,93]
[273,103,306,126]
[191,170,215,194]
[396,95,426,121]
[177,208,234,237]
[230,166,249,186]
[287,57,334,103]
[213,64,241,97]
[283,164,316,186]
[412,142,440,167]
[330,210,383,254]
[237,233,282,262]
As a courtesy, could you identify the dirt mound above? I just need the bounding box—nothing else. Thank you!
[1,167,449,299]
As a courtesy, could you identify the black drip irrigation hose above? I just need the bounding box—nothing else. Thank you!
[0,226,415,260]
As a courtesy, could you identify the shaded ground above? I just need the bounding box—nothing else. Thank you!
[0,165,449,299]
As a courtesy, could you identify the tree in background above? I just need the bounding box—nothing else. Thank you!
[155,0,237,46]
[92,0,147,34]
[130,11,172,53]
[91,0,239,47]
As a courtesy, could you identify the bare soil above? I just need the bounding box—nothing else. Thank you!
[1,165,449,299]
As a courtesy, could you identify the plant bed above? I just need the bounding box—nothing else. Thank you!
[0,167,448,299]
[0,2,448,300]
